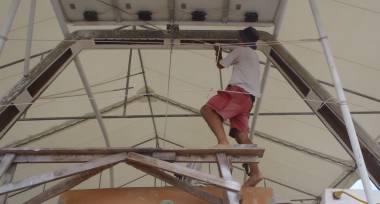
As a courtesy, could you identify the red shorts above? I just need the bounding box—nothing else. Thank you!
[205,85,254,135]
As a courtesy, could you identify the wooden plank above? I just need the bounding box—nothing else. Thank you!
[130,163,223,204]
[127,152,241,192]
[0,164,16,204]
[0,146,264,157]
[12,155,259,163]
[0,154,15,178]
[216,153,240,204]
[24,166,108,204]
[0,153,127,195]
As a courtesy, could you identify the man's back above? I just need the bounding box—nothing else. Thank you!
[220,47,261,97]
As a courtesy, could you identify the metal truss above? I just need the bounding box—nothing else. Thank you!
[0,146,264,204]
[0,27,379,200]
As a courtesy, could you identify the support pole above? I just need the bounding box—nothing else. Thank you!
[137,49,160,148]
[0,165,16,204]
[51,0,114,187]
[0,0,21,56]
[249,0,288,138]
[249,60,270,138]
[73,57,114,187]
[23,0,37,77]
[122,49,133,115]
[308,1,375,203]
[73,58,111,148]
[218,69,223,90]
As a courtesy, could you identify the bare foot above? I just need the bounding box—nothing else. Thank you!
[243,173,263,187]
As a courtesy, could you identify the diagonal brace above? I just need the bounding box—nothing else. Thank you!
[126,152,241,192]
[130,163,223,204]
[24,165,109,204]
[0,153,127,195]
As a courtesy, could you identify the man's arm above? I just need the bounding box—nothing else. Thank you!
[215,46,240,69]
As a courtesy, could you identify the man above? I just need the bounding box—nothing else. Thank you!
[200,27,262,187]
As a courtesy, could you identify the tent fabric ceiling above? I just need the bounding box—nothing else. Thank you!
[0,0,380,203]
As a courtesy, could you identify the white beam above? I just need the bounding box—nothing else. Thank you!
[23,0,37,77]
[309,1,375,203]
[0,153,127,195]
[0,0,21,56]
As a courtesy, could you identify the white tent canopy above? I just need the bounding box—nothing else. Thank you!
[0,0,379,203]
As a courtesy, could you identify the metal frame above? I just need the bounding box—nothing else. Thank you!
[0,0,21,56]
[249,0,288,140]
[0,146,264,204]
[308,1,375,203]
[0,1,378,202]
[1,28,379,191]
[8,92,356,170]
[51,0,115,187]
[23,0,37,77]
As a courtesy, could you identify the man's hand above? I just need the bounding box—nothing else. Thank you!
[214,45,221,56]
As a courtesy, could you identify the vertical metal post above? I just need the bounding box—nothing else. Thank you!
[0,0,21,56]
[122,49,133,115]
[249,0,288,139]
[50,0,114,187]
[23,0,37,77]
[248,60,270,139]
[308,1,375,203]
[218,69,224,90]
[137,49,160,148]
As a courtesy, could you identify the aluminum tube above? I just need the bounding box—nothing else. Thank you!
[309,1,375,203]
[249,0,288,138]
[51,0,114,187]
[23,0,37,77]
[0,0,21,55]
[249,59,271,139]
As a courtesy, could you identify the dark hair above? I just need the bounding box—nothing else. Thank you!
[239,27,259,49]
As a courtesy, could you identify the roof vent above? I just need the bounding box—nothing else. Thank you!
[244,11,258,22]
[137,10,153,21]
[191,10,207,21]
[83,10,98,21]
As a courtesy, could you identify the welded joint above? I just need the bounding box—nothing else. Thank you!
[305,91,323,111]
[12,91,33,112]
[71,40,94,52]
[319,36,328,41]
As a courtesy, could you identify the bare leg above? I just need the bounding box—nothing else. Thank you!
[200,105,229,145]
[234,132,263,187]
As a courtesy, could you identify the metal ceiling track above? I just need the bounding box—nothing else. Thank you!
[0,29,379,189]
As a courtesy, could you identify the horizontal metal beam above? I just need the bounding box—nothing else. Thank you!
[0,146,263,157]
[261,60,380,105]
[11,154,259,164]
[318,80,380,103]
[0,50,51,70]
[3,95,143,148]
[69,21,273,27]
[16,111,380,121]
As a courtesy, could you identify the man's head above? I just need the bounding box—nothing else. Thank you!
[239,27,259,49]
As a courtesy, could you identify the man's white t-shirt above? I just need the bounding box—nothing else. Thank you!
[219,47,261,97]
